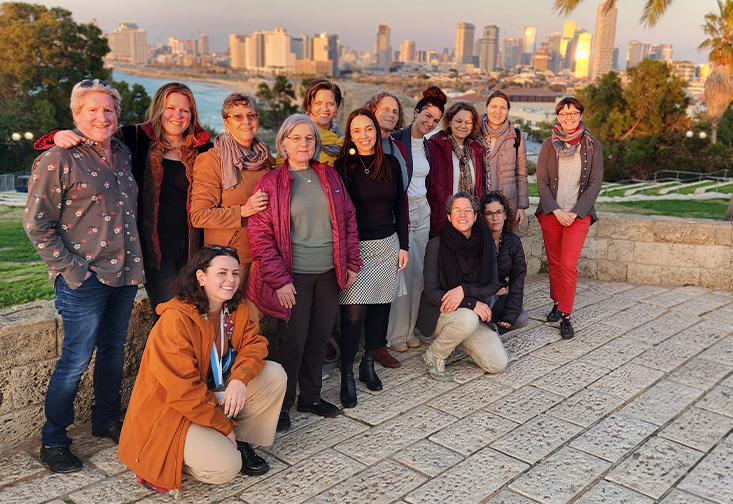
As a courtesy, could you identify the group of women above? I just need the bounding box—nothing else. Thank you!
[35,78,602,493]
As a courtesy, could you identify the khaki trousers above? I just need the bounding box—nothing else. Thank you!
[181,360,286,484]
[429,308,508,373]
[387,196,431,346]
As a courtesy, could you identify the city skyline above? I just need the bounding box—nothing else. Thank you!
[33,0,716,64]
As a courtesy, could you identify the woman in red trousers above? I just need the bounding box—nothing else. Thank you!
[536,97,603,339]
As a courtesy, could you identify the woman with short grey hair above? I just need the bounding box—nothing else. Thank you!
[190,93,275,322]
[247,114,362,431]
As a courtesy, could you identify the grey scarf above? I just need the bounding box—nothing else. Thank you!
[320,119,345,158]
[477,114,513,192]
[214,132,272,190]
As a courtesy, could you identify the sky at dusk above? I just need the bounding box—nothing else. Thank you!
[34,0,717,64]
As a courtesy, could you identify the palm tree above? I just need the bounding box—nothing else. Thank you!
[700,0,733,145]
[552,0,676,28]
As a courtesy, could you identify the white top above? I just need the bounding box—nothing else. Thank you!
[557,149,581,211]
[452,151,475,194]
[408,136,430,199]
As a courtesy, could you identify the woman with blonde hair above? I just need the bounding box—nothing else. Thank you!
[33,82,212,321]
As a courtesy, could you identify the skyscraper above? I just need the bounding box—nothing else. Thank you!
[501,37,522,69]
[563,20,577,38]
[312,32,339,75]
[523,26,537,54]
[199,34,210,55]
[455,22,475,65]
[399,40,416,64]
[376,24,391,72]
[590,0,618,80]
[575,31,592,78]
[109,23,148,65]
[479,25,500,73]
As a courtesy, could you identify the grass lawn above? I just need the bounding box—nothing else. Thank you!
[596,198,730,220]
[528,182,538,197]
[0,206,54,307]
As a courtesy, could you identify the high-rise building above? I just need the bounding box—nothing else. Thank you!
[312,32,339,75]
[523,26,537,54]
[563,20,577,39]
[478,25,499,73]
[501,37,522,69]
[199,34,210,55]
[291,35,306,60]
[169,37,186,55]
[109,22,147,65]
[265,27,295,72]
[185,38,197,56]
[399,40,416,64]
[229,34,247,69]
[575,31,592,78]
[590,0,618,80]
[376,24,391,72]
[656,44,673,61]
[230,28,295,72]
[455,22,475,65]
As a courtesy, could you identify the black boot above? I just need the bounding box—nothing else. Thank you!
[358,350,383,391]
[340,364,357,408]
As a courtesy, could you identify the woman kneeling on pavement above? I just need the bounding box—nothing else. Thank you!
[416,192,508,381]
[118,245,286,495]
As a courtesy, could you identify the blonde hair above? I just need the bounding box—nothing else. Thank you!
[70,79,121,120]
[143,82,201,146]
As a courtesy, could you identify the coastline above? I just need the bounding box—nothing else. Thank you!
[112,65,260,94]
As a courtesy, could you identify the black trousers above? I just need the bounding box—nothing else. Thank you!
[340,303,392,367]
[144,238,189,323]
[276,270,339,410]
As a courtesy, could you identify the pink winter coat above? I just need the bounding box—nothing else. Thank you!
[246,160,362,321]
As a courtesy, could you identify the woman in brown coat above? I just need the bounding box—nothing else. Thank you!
[117,245,286,495]
[190,94,275,320]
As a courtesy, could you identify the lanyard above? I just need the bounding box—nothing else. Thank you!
[210,313,225,388]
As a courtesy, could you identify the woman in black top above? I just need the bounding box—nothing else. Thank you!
[480,192,528,335]
[335,109,409,408]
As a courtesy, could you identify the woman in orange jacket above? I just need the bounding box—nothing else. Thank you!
[117,245,286,495]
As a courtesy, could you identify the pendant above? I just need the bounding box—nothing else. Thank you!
[364,168,370,174]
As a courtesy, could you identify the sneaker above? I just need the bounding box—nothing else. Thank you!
[560,317,575,339]
[423,349,453,381]
[546,303,561,322]
[40,445,82,473]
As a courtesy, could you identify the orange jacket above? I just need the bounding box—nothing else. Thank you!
[189,147,273,266]
[117,297,267,490]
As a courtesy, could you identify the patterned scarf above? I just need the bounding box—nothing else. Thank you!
[476,114,513,192]
[214,132,273,190]
[551,121,591,160]
[451,136,473,194]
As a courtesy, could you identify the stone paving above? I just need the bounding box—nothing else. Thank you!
[1,276,733,504]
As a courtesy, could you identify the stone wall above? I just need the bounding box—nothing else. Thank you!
[517,211,733,288]
[1,212,731,449]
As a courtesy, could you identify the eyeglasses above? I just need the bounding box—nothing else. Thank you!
[227,113,258,123]
[197,244,238,268]
[79,79,112,88]
[451,208,475,216]
[558,111,581,120]
[286,135,317,145]
[483,209,505,217]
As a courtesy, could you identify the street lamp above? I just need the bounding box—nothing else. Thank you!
[12,131,34,174]
[686,130,707,171]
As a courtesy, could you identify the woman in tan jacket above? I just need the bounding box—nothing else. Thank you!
[117,245,286,495]
[190,94,275,320]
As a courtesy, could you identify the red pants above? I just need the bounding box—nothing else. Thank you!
[538,212,591,314]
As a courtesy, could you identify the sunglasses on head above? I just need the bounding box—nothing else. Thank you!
[197,244,238,268]
[79,79,112,89]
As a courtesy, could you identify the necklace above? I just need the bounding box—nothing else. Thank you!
[291,167,312,183]
[359,156,376,175]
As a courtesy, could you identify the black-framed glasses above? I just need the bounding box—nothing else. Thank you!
[79,79,112,89]
[197,244,238,268]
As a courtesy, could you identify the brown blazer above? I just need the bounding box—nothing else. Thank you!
[190,147,273,266]
[117,298,267,490]
[535,135,603,224]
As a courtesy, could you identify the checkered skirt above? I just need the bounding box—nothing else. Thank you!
[339,233,407,305]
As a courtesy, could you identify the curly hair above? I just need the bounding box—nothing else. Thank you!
[442,101,480,139]
[364,92,405,132]
[480,191,516,234]
[170,246,242,315]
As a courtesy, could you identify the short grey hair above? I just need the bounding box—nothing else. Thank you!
[221,93,259,118]
[276,114,322,161]
[70,79,121,119]
[445,191,478,215]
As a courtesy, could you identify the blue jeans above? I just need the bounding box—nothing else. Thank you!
[42,275,138,447]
